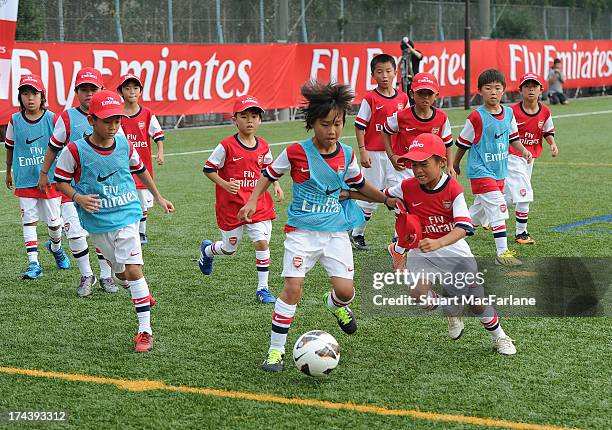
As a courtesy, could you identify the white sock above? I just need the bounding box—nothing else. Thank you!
[270,298,296,354]
[515,202,530,235]
[326,289,355,312]
[129,277,152,334]
[96,247,112,279]
[491,222,508,255]
[69,237,93,276]
[477,306,506,339]
[23,225,38,263]
[48,226,62,252]
[205,240,225,257]
[139,211,147,235]
[255,249,270,290]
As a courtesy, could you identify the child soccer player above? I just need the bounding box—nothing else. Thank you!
[381,133,516,355]
[117,73,165,245]
[38,67,117,296]
[351,54,408,250]
[198,95,283,305]
[507,73,558,244]
[53,90,174,353]
[453,69,533,267]
[238,81,396,373]
[4,74,70,279]
[382,72,454,269]
[382,72,455,184]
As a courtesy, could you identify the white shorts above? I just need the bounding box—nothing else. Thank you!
[61,201,88,239]
[504,155,534,204]
[469,190,509,226]
[90,222,143,274]
[386,164,414,188]
[19,197,62,226]
[357,151,393,212]
[407,239,483,298]
[282,229,354,279]
[220,220,272,253]
[137,189,154,211]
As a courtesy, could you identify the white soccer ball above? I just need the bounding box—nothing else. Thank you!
[293,330,340,377]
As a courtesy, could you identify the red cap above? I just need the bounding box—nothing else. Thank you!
[519,73,543,88]
[75,67,103,89]
[398,133,447,164]
[395,202,423,250]
[233,95,264,114]
[116,73,143,92]
[411,72,439,93]
[18,74,45,93]
[88,90,126,118]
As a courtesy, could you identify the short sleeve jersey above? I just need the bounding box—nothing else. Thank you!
[354,89,408,151]
[510,102,554,158]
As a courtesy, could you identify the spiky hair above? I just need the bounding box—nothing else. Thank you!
[300,80,354,131]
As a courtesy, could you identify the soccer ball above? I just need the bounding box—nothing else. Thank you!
[293,330,340,377]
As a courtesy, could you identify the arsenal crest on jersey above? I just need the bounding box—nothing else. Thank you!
[537,120,544,129]
[500,204,507,213]
[520,189,527,197]
[229,237,238,246]
[257,154,264,168]
[337,164,345,172]
[442,200,452,209]
[138,121,146,130]
[293,256,303,268]
[431,127,440,134]
[397,103,404,110]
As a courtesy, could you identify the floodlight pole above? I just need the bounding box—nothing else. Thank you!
[464,0,471,110]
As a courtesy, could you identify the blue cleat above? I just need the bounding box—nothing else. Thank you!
[22,261,43,279]
[256,288,276,304]
[198,239,214,275]
[45,240,71,270]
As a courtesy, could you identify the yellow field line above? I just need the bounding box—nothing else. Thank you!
[0,366,580,430]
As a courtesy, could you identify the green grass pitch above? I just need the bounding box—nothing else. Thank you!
[0,96,610,429]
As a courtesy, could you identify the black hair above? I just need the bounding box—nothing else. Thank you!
[18,86,46,113]
[300,81,354,131]
[478,68,506,89]
[235,106,263,120]
[553,58,561,64]
[370,54,396,74]
[119,78,143,93]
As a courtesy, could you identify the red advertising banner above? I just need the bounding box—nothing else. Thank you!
[2,39,611,124]
[0,0,19,106]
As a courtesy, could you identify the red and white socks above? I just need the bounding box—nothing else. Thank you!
[129,277,152,335]
[325,289,354,312]
[491,222,508,255]
[48,226,62,252]
[23,225,38,263]
[204,241,225,257]
[515,202,530,235]
[477,306,506,339]
[269,298,296,354]
[69,237,94,277]
[96,247,112,279]
[255,249,270,291]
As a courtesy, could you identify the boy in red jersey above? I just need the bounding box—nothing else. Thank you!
[351,54,408,250]
[382,72,454,183]
[507,73,558,245]
[363,134,515,355]
[117,73,166,245]
[199,95,283,305]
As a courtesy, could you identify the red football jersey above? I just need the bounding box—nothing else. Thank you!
[384,106,453,156]
[204,134,275,231]
[385,175,473,240]
[510,102,555,158]
[121,106,164,189]
[355,89,408,151]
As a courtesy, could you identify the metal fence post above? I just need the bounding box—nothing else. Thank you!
[168,0,174,43]
[58,0,64,42]
[300,0,309,43]
[216,0,224,44]
[260,0,265,43]
[115,0,124,42]
[565,7,569,40]
[543,6,548,40]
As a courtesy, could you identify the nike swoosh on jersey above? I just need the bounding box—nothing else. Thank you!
[232,157,243,161]
[300,167,309,172]
[130,251,140,256]
[405,127,417,132]
[325,187,340,195]
[25,136,43,145]
[375,105,385,110]
[494,131,507,139]
[516,122,525,126]
[412,202,423,207]
[97,170,119,182]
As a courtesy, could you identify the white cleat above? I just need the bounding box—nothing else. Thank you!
[493,336,517,355]
[447,316,464,340]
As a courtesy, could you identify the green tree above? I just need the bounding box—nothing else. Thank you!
[16,0,46,41]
